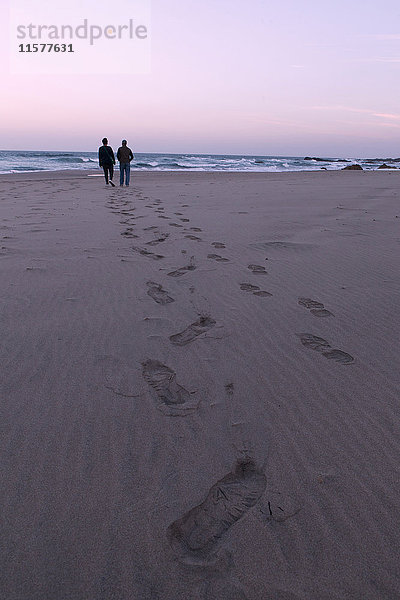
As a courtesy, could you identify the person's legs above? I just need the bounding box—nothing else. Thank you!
[125,164,131,186]
[105,165,115,186]
[119,163,124,186]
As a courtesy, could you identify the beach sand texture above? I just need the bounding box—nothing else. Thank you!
[0,170,399,599]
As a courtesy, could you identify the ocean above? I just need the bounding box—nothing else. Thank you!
[0,150,398,174]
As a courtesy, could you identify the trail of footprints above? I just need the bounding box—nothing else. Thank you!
[107,190,355,569]
[110,193,355,372]
[296,297,353,363]
[110,193,270,564]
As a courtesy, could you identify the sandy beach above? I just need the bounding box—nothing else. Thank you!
[0,169,399,599]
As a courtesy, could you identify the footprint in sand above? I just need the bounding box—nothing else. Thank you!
[298,297,334,317]
[142,359,198,416]
[225,382,234,395]
[146,281,175,305]
[121,229,138,238]
[170,316,216,345]
[169,222,184,228]
[297,333,354,364]
[240,283,260,292]
[240,283,272,297]
[132,246,164,260]
[185,235,202,241]
[180,218,190,222]
[146,233,170,246]
[167,460,266,565]
[207,254,229,263]
[248,264,267,274]
[212,242,226,249]
[189,227,202,232]
[168,256,196,277]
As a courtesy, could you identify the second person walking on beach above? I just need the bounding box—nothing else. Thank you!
[117,140,134,187]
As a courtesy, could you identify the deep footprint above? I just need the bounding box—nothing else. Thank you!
[142,359,198,416]
[167,460,266,564]
[297,333,354,364]
[146,281,174,305]
[170,316,216,345]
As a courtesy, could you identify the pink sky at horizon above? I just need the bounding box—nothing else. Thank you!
[1,0,400,156]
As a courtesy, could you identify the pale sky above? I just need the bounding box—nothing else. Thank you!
[1,0,400,156]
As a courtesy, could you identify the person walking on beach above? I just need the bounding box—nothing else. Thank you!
[117,140,134,187]
[98,138,116,186]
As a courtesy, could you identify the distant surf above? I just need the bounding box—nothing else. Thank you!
[0,150,398,174]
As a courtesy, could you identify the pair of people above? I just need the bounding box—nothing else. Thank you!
[98,138,134,187]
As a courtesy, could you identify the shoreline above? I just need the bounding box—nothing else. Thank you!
[1,167,400,182]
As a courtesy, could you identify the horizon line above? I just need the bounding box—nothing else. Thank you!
[1,149,399,160]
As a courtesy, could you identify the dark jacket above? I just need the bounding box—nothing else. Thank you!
[98,145,115,167]
[117,146,134,163]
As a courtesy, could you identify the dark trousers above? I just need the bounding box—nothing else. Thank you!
[102,164,114,184]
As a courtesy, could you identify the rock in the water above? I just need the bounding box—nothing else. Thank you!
[378,163,396,169]
[342,163,363,171]
[304,157,350,163]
